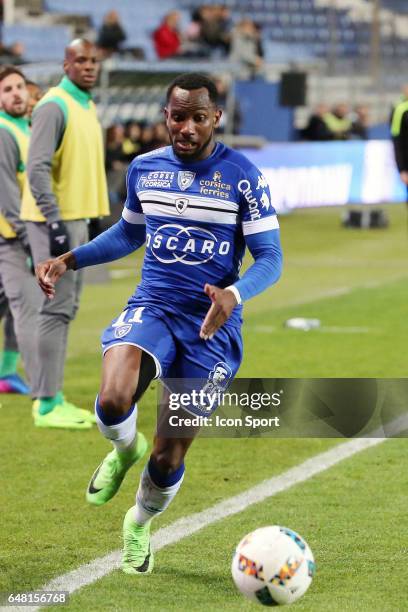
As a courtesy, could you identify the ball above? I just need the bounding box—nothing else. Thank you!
[231,526,315,606]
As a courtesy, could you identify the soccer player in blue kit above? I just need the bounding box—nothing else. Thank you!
[36,73,283,574]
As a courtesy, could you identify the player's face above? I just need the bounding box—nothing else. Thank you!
[26,83,43,119]
[63,42,100,91]
[0,73,28,117]
[165,87,222,161]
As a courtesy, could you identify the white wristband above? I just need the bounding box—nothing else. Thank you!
[225,285,242,305]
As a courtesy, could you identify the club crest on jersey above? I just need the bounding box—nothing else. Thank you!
[175,198,189,214]
[213,170,222,181]
[178,171,196,191]
[114,324,132,339]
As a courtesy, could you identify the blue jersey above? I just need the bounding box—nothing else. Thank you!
[122,142,279,326]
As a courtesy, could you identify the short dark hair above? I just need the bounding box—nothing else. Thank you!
[0,65,26,84]
[166,73,218,105]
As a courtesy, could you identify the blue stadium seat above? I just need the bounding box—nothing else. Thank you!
[2,24,71,61]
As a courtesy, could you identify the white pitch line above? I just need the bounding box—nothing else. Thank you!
[5,415,407,612]
[249,325,372,334]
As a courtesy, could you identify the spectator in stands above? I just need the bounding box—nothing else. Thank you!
[185,7,202,42]
[151,122,170,149]
[153,11,182,60]
[302,104,334,141]
[106,124,127,205]
[200,4,231,56]
[350,104,369,140]
[139,124,156,154]
[122,121,142,163]
[105,124,126,172]
[97,10,127,58]
[0,41,27,65]
[229,19,263,79]
[184,7,212,58]
[323,103,352,140]
[214,77,241,135]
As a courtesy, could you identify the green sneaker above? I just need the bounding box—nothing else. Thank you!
[122,506,154,575]
[61,397,96,424]
[33,402,92,430]
[86,432,148,506]
[32,397,95,424]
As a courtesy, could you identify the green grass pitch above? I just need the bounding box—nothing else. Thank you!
[1,204,407,610]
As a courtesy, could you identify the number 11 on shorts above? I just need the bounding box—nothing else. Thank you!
[112,307,145,327]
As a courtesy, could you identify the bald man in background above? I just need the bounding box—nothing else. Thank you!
[25,39,110,428]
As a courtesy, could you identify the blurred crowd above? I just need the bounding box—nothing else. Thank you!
[105,120,170,206]
[94,5,264,77]
[152,6,264,77]
[0,5,265,77]
[301,103,370,141]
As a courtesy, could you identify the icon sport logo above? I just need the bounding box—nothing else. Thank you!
[178,171,196,191]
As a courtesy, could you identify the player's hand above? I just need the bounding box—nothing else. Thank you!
[48,220,70,257]
[35,252,76,299]
[200,283,238,340]
[400,171,408,185]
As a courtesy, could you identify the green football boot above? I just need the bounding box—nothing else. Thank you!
[122,506,154,575]
[32,395,96,424]
[61,397,97,424]
[33,401,92,430]
[86,432,148,506]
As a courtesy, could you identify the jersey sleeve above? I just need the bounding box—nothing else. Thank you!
[121,161,145,225]
[238,163,279,236]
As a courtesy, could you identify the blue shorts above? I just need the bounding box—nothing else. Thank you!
[101,302,243,416]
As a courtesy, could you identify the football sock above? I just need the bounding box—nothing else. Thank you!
[134,457,185,526]
[95,395,137,457]
[38,393,61,415]
[0,350,19,377]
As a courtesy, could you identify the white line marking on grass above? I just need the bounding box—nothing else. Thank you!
[5,415,407,612]
[249,325,373,334]
[319,326,372,334]
[267,272,408,312]
[110,269,136,280]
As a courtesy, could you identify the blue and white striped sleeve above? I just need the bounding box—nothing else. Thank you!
[227,166,282,303]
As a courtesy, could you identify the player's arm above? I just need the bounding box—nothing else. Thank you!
[0,128,31,251]
[27,101,71,255]
[200,166,282,340]
[36,163,145,298]
[200,229,282,340]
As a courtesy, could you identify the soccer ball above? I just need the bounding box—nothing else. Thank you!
[231,526,315,606]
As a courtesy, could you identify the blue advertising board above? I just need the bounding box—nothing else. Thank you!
[242,141,406,213]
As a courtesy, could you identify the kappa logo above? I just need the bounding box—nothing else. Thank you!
[256,174,268,190]
[260,191,270,209]
[114,324,132,339]
[175,198,189,214]
[178,171,196,191]
[213,170,222,181]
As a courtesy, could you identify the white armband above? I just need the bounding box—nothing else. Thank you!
[225,285,242,305]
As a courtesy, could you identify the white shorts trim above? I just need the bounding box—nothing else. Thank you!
[102,341,162,379]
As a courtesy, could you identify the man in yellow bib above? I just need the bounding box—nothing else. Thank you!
[0,66,43,398]
[25,39,110,428]
[0,71,43,395]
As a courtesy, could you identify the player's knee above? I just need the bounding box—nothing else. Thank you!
[151,449,184,475]
[98,387,134,418]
